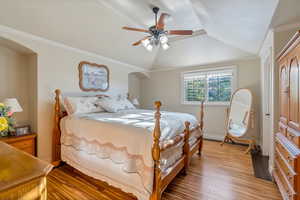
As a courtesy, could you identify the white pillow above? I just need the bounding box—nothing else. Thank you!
[63,96,105,115]
[96,96,135,113]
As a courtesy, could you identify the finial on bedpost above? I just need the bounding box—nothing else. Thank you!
[55,89,61,97]
[183,121,191,174]
[52,89,62,166]
[151,101,162,200]
[154,101,161,112]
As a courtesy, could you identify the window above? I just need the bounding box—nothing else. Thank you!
[182,67,237,105]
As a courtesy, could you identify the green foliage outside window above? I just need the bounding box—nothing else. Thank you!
[184,71,233,103]
[208,75,231,102]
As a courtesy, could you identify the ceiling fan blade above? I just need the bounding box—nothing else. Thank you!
[122,26,149,33]
[157,13,169,30]
[167,30,193,35]
[132,36,150,46]
[168,29,206,42]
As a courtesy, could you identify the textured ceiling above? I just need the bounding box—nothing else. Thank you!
[0,0,286,70]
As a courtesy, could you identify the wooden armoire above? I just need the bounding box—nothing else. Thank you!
[275,30,300,200]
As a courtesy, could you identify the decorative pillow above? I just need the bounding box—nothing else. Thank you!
[63,96,105,115]
[96,96,135,113]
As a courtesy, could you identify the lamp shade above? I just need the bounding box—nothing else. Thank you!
[132,98,140,106]
[4,98,23,113]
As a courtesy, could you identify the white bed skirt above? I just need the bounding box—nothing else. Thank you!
[61,134,200,200]
[61,145,150,200]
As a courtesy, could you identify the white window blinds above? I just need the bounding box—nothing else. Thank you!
[182,67,236,104]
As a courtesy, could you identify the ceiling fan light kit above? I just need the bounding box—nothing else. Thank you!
[159,34,168,44]
[162,43,170,50]
[122,6,194,51]
[141,35,170,52]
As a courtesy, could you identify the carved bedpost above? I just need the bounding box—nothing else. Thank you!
[183,121,190,174]
[198,101,204,155]
[52,89,62,166]
[151,101,162,200]
[199,101,204,131]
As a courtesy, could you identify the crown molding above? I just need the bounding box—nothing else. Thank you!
[274,22,300,32]
[0,24,147,72]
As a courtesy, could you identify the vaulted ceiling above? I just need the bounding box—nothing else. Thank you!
[0,0,296,71]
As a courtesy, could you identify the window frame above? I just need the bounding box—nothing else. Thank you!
[181,66,237,106]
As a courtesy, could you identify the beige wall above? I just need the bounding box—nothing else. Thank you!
[0,26,140,162]
[27,54,38,132]
[128,73,141,100]
[141,58,261,141]
[0,45,35,127]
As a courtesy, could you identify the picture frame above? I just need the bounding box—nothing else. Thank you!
[78,61,109,92]
[15,125,31,136]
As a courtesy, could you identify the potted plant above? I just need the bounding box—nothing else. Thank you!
[0,103,15,137]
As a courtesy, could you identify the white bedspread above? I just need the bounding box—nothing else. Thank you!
[60,109,198,194]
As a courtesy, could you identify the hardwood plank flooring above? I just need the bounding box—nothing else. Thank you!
[47,140,282,200]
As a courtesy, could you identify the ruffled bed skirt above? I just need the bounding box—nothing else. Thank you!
[61,133,184,193]
[61,145,150,200]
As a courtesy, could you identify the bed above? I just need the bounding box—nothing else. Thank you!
[52,89,204,200]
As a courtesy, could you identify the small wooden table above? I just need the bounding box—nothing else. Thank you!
[0,133,37,156]
[0,142,53,200]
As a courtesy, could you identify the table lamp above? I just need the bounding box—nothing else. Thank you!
[4,98,23,113]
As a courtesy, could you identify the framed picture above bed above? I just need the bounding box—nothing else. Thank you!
[78,61,109,92]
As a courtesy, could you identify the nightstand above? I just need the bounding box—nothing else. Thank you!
[0,133,37,156]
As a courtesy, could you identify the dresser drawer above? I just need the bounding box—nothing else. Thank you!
[275,148,298,188]
[280,122,288,136]
[21,147,35,155]
[274,163,296,200]
[275,137,296,169]
[9,139,33,150]
[0,134,37,156]
[287,128,300,148]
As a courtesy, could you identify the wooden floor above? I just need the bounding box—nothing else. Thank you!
[47,140,282,200]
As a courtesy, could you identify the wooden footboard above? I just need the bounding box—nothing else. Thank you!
[150,101,204,200]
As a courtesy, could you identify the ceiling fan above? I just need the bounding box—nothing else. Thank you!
[122,7,194,51]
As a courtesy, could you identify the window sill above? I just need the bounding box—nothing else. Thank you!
[182,102,230,106]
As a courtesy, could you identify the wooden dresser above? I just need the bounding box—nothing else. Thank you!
[0,142,53,200]
[0,133,37,156]
[274,30,300,200]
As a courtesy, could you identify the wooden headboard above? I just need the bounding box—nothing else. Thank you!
[51,89,111,165]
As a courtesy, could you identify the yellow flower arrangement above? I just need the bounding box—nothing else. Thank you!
[0,117,8,132]
[0,103,14,136]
